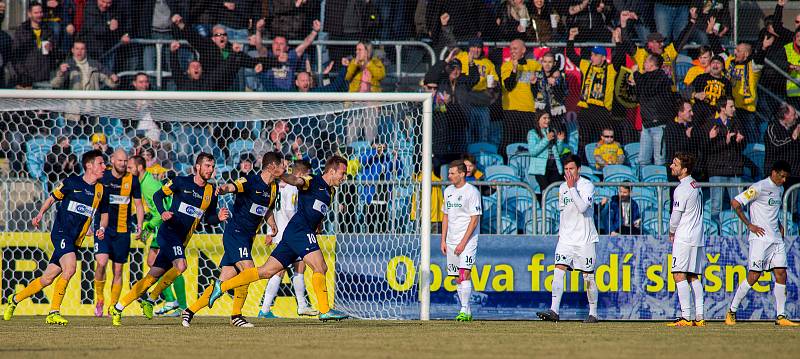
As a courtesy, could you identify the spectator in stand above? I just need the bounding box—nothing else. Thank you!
[142,146,168,179]
[700,0,730,48]
[43,0,76,51]
[270,0,314,40]
[764,103,800,190]
[44,136,78,188]
[91,132,114,157]
[565,27,625,163]
[613,0,651,44]
[80,0,131,72]
[295,58,350,93]
[171,14,261,91]
[704,97,746,230]
[427,0,481,49]
[665,99,700,179]
[725,42,765,143]
[9,2,60,88]
[495,0,533,42]
[593,127,624,170]
[691,55,731,123]
[0,1,12,87]
[246,19,320,92]
[599,185,641,235]
[346,41,385,93]
[620,10,692,93]
[132,0,186,76]
[565,0,614,43]
[130,73,163,143]
[51,40,119,90]
[72,0,88,32]
[222,153,254,183]
[462,154,484,182]
[500,39,541,159]
[779,29,800,111]
[682,45,712,92]
[324,0,377,62]
[455,39,499,145]
[527,111,566,195]
[531,52,568,133]
[757,0,794,116]
[216,0,258,42]
[358,143,403,233]
[168,42,212,91]
[652,0,693,44]
[424,62,466,164]
[529,0,560,43]
[253,120,292,164]
[630,54,675,166]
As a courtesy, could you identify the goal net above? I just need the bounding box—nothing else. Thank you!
[0,90,433,320]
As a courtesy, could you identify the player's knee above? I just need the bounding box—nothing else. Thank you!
[458,268,470,283]
[174,262,187,274]
[61,267,77,279]
[773,269,788,283]
[582,272,595,281]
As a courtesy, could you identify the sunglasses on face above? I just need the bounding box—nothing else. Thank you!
[212,33,228,37]
[602,135,614,138]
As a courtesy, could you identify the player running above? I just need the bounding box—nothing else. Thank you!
[208,156,350,322]
[92,149,145,317]
[182,152,284,328]
[726,160,798,326]
[537,154,600,323]
[108,153,230,326]
[667,152,705,327]
[441,160,482,322]
[258,159,320,318]
[4,150,108,325]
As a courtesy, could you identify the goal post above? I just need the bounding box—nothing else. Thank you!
[0,89,433,320]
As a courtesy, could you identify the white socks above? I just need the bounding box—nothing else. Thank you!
[690,279,704,321]
[261,275,282,312]
[292,273,310,309]
[676,280,692,320]
[730,280,752,312]
[550,268,566,314]
[458,281,472,315]
[583,273,598,317]
[775,283,787,317]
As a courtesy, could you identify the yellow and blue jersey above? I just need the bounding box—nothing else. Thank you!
[94,170,140,234]
[51,175,107,246]
[153,175,219,246]
[229,172,279,234]
[287,175,332,231]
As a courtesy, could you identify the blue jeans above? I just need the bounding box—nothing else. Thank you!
[639,125,665,166]
[709,176,742,232]
[467,105,491,144]
[653,3,689,43]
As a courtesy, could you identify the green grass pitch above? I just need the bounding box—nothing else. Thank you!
[1,317,799,358]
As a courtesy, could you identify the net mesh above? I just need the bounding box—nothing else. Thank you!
[0,95,426,320]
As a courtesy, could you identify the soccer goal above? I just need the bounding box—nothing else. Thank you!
[0,90,434,320]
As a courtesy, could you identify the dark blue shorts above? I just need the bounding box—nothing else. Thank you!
[219,223,255,267]
[94,231,131,264]
[270,226,319,268]
[49,233,77,265]
[152,228,185,270]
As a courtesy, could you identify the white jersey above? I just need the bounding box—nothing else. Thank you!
[672,175,704,246]
[558,178,599,246]
[443,183,482,245]
[268,182,298,243]
[734,177,783,243]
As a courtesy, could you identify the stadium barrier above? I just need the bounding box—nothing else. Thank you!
[785,183,800,237]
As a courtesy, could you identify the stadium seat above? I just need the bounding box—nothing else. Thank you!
[580,166,601,182]
[674,61,693,92]
[584,143,602,175]
[468,142,498,155]
[109,137,133,153]
[642,217,668,235]
[603,165,637,182]
[505,143,528,157]
[485,165,518,182]
[475,152,504,170]
[624,142,640,168]
[641,165,667,183]
[508,153,533,179]
[25,137,55,194]
[71,138,93,157]
[227,139,254,168]
[703,218,720,236]
[349,141,372,155]
[632,195,659,212]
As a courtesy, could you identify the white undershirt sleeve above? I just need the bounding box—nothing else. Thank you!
[568,187,590,214]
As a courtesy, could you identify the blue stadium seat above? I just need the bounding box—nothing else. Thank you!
[603,165,637,182]
[580,166,601,182]
[349,141,372,155]
[624,142,640,167]
[71,138,93,157]
[109,137,133,153]
[25,137,55,194]
[642,217,668,235]
[641,165,667,182]
[674,61,693,92]
[475,152,504,170]
[227,139,254,168]
[508,153,533,179]
[505,143,528,157]
[485,165,518,182]
[584,143,602,175]
[468,142,498,155]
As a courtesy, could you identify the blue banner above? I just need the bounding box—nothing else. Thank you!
[335,235,799,320]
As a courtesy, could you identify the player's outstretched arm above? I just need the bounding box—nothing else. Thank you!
[280,173,308,188]
[216,183,238,195]
[32,196,56,228]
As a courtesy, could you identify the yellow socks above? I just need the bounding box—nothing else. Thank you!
[14,277,45,304]
[221,268,260,292]
[231,285,249,316]
[50,277,69,312]
[188,284,214,314]
[110,283,122,305]
[148,268,180,301]
[119,275,158,308]
[312,273,330,314]
[94,279,106,303]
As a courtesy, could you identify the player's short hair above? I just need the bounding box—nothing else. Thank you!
[562,154,581,168]
[130,155,146,168]
[324,155,348,172]
[261,152,282,167]
[195,152,215,166]
[82,149,105,170]
[772,160,792,175]
[448,160,467,174]
[293,159,311,174]
[674,152,695,174]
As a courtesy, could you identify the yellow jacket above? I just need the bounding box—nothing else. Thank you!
[410,171,443,223]
[501,58,542,111]
[346,58,385,93]
[456,52,498,92]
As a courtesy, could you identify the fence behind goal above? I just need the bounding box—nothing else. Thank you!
[0,90,434,320]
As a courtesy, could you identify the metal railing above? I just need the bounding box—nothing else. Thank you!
[783,183,800,236]
[434,180,539,235]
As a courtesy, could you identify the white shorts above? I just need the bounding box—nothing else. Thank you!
[446,241,477,276]
[671,241,705,274]
[748,239,787,272]
[554,242,596,272]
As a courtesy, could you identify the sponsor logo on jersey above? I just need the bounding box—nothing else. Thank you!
[249,203,269,216]
[109,194,130,205]
[67,201,95,217]
[768,198,781,206]
[446,201,462,209]
[178,202,204,219]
